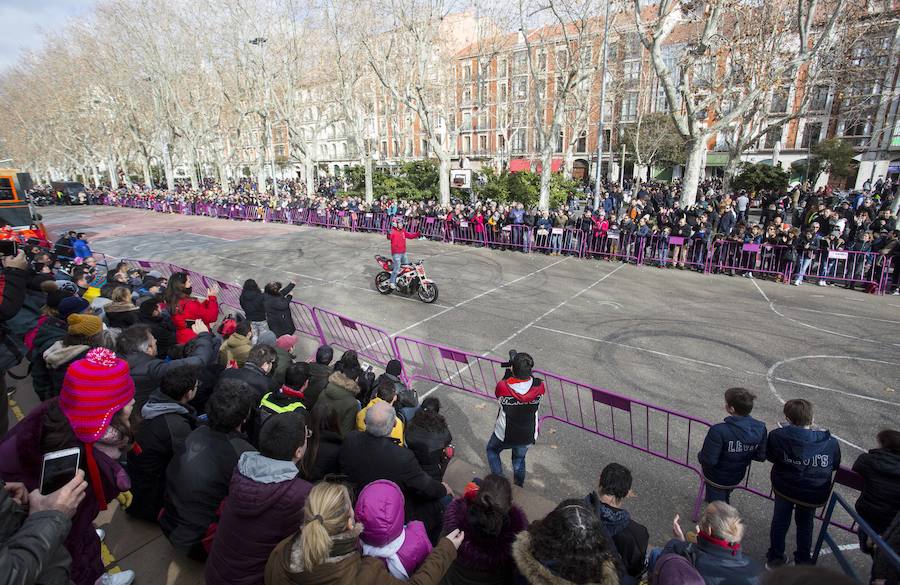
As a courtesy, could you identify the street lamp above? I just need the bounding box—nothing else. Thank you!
[593,0,612,210]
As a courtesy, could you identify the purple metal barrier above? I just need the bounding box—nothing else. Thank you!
[312,307,397,367]
[445,219,488,247]
[582,232,643,263]
[355,212,387,233]
[795,249,888,291]
[640,235,709,271]
[420,217,445,241]
[529,226,582,256]
[708,240,793,281]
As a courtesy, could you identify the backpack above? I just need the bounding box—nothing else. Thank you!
[650,552,704,585]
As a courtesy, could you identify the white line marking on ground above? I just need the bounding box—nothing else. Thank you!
[816,543,861,557]
[420,264,623,399]
[783,306,900,325]
[750,279,899,347]
[392,257,568,337]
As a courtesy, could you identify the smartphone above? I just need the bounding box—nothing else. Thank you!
[40,447,81,495]
[185,319,196,327]
[0,240,18,257]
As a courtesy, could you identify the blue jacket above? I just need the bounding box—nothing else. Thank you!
[698,416,767,487]
[73,238,93,259]
[767,424,841,506]
[509,209,525,224]
[662,533,762,585]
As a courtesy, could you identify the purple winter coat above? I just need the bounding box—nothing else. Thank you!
[0,401,129,585]
[205,451,312,585]
[440,496,528,585]
[355,479,432,577]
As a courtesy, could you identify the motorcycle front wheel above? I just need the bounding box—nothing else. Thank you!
[418,282,439,303]
[375,272,392,294]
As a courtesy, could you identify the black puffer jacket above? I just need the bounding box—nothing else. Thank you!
[239,289,266,322]
[853,448,900,534]
[160,426,253,555]
[264,283,296,337]
[127,390,197,522]
[405,422,452,482]
[0,480,72,585]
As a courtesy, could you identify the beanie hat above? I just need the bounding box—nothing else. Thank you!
[276,334,297,352]
[47,288,73,310]
[139,298,160,318]
[258,331,277,347]
[58,296,89,319]
[67,313,103,337]
[147,270,162,279]
[59,347,135,511]
[386,359,402,377]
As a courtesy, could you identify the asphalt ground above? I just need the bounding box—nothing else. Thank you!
[20,205,899,579]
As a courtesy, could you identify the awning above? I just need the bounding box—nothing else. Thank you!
[705,152,729,167]
[509,158,563,173]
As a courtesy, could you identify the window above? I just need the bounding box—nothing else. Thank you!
[499,82,508,102]
[625,33,642,59]
[498,57,508,78]
[479,134,487,151]
[464,64,472,80]
[421,139,428,154]
[512,129,526,153]
[771,88,789,113]
[764,127,782,149]
[498,134,506,151]
[579,46,592,66]
[463,87,472,103]
[477,111,487,130]
[577,131,587,152]
[513,103,527,126]
[810,86,829,111]
[623,60,641,83]
[556,130,564,153]
[555,49,568,71]
[537,51,547,71]
[621,92,639,122]
[463,135,471,153]
[801,122,821,149]
[514,78,527,100]
[0,178,13,201]
[462,111,472,130]
[512,51,528,75]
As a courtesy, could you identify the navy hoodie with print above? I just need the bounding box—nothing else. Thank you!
[767,424,841,506]
[698,415,767,487]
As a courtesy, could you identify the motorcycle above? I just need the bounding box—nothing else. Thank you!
[374,254,439,303]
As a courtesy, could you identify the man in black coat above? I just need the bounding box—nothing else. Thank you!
[218,344,278,399]
[118,322,218,414]
[138,298,177,359]
[340,401,449,542]
[127,365,199,522]
[585,462,649,580]
[305,345,333,409]
[160,380,255,561]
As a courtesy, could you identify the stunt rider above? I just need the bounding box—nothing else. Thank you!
[387,216,420,289]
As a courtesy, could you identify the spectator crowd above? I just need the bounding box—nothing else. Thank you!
[0,205,898,585]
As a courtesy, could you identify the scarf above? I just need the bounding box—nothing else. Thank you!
[362,530,408,580]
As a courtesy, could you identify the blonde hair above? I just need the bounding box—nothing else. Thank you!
[700,501,745,543]
[110,287,132,304]
[299,482,353,571]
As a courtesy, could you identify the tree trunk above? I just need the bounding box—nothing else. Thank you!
[563,147,575,180]
[107,151,120,190]
[539,146,553,210]
[189,148,200,190]
[723,150,741,191]
[437,153,451,206]
[92,164,101,188]
[142,154,153,188]
[305,159,316,197]
[162,142,176,191]
[363,153,374,203]
[680,138,706,206]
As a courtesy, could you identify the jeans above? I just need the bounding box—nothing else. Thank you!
[794,257,812,283]
[550,234,562,254]
[390,253,409,285]
[250,320,269,340]
[704,483,733,504]
[486,433,529,487]
[767,495,816,564]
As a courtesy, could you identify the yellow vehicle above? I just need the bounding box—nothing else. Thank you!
[0,169,49,247]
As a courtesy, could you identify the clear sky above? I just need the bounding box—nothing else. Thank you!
[0,0,96,72]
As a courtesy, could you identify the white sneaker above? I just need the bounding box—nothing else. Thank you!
[95,528,105,542]
[818,280,827,286]
[792,281,801,286]
[96,570,135,585]
[388,283,396,290]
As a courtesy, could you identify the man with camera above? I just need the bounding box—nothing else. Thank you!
[486,351,546,488]
[0,248,28,436]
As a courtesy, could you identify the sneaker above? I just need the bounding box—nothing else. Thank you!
[792,281,801,286]
[818,280,827,286]
[765,557,787,571]
[892,290,900,296]
[96,570,135,585]
[96,528,105,542]
[388,283,396,290]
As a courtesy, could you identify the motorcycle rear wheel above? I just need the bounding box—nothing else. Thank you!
[375,272,392,294]
[418,282,439,303]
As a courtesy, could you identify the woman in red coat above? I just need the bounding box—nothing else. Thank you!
[164,272,219,344]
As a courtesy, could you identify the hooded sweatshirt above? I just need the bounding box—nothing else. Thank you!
[585,493,649,579]
[206,452,312,585]
[493,377,545,445]
[852,447,900,534]
[698,415,767,487]
[766,424,841,506]
[355,480,432,580]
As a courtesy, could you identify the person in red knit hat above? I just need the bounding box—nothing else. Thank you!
[0,347,137,585]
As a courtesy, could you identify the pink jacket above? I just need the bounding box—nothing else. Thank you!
[355,479,432,577]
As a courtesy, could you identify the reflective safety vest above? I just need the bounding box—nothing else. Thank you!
[259,391,306,416]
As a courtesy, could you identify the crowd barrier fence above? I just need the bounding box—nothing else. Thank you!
[100,196,895,293]
[102,253,866,532]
